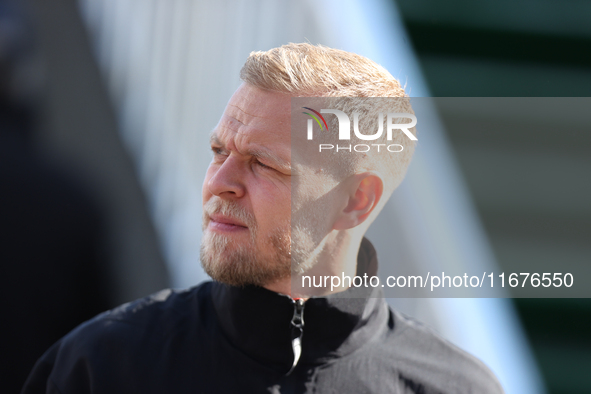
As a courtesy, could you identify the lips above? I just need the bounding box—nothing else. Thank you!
[208,214,248,232]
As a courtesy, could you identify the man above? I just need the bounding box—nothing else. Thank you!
[23,43,503,393]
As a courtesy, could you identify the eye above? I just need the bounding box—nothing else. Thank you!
[211,147,228,163]
[211,146,225,156]
[255,160,272,170]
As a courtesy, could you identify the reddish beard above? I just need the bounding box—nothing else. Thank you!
[200,199,291,287]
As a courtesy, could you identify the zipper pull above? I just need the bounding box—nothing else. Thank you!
[286,298,305,375]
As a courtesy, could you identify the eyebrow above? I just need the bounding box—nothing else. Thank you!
[209,132,291,173]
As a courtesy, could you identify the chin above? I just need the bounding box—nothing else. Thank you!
[201,245,290,289]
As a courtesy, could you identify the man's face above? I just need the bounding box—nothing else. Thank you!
[201,83,293,287]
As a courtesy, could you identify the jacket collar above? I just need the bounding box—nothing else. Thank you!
[210,238,389,373]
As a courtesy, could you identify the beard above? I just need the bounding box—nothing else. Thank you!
[200,199,291,287]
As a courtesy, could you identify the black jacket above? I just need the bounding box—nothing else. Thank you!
[22,240,503,393]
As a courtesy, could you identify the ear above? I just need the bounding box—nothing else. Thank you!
[333,173,384,230]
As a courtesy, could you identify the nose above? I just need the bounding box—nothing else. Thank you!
[206,156,246,199]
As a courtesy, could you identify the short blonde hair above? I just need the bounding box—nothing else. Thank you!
[240,43,406,98]
[240,43,416,199]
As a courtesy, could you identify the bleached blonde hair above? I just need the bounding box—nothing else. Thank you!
[240,43,407,98]
[240,43,416,197]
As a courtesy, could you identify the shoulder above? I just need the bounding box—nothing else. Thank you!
[68,282,213,344]
[383,309,505,394]
[22,282,215,394]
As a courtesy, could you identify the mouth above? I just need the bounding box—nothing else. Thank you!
[207,214,249,233]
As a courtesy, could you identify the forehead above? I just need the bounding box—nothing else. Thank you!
[214,83,291,152]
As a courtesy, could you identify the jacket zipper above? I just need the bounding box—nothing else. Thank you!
[286,298,305,375]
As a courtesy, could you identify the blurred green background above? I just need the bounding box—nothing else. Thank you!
[395,1,591,393]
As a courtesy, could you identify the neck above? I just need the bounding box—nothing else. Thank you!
[264,230,363,298]
[210,239,388,373]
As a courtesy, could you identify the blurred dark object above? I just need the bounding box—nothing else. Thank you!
[397,0,591,97]
[0,1,111,392]
[396,1,591,393]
